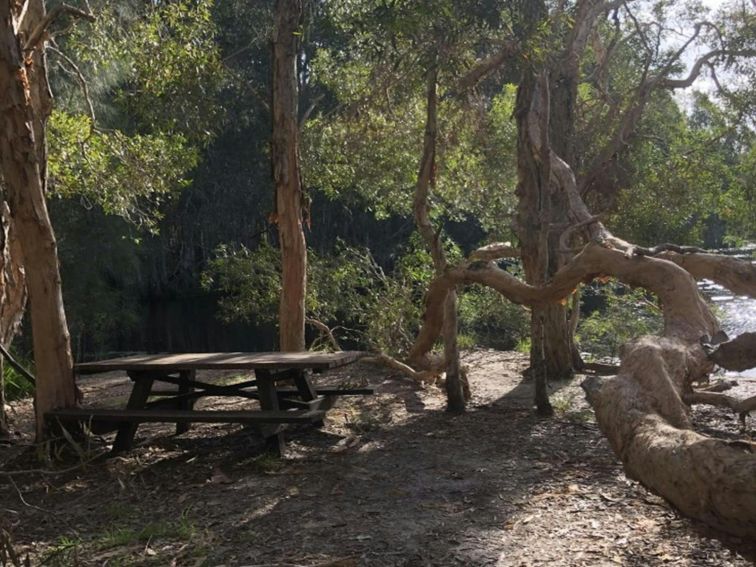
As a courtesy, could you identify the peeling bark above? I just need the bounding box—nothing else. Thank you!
[705,332,756,373]
[0,1,76,439]
[272,0,307,352]
[0,202,27,437]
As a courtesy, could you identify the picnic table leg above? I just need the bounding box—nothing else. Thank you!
[112,372,155,453]
[292,370,326,427]
[292,370,317,401]
[175,370,195,435]
[255,369,285,456]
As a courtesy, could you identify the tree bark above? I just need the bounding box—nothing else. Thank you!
[0,1,76,439]
[272,0,307,352]
[412,63,466,412]
[0,202,27,437]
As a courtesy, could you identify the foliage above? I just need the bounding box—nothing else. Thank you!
[303,0,519,235]
[53,204,146,359]
[203,238,529,355]
[609,93,756,247]
[45,0,227,229]
[577,282,663,361]
[48,111,197,229]
[13,0,753,361]
[202,241,430,356]
[201,242,282,325]
[458,286,529,351]
[2,355,35,401]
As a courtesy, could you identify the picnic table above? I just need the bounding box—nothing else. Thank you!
[45,351,370,454]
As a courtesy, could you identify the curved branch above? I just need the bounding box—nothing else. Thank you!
[657,251,756,298]
[409,243,718,363]
[657,49,756,89]
[468,242,520,261]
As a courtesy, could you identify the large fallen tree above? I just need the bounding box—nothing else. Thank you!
[410,235,756,538]
[407,40,756,535]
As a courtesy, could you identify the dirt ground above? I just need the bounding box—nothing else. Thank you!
[1,350,755,566]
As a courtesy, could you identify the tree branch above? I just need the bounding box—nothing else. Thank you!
[47,46,95,127]
[449,39,519,97]
[657,49,756,89]
[468,242,520,261]
[409,243,718,363]
[23,4,94,51]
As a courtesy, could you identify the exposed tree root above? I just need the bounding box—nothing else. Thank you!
[684,390,756,426]
[703,332,756,372]
[583,368,756,538]
[363,353,442,386]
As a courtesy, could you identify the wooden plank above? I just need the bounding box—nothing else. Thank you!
[255,369,286,454]
[277,395,336,413]
[175,370,195,435]
[277,388,374,396]
[45,408,325,424]
[75,351,366,374]
[112,372,154,452]
[292,369,318,401]
[147,375,262,399]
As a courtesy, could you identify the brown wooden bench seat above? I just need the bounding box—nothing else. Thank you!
[46,407,326,425]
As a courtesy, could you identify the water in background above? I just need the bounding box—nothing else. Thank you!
[698,250,756,378]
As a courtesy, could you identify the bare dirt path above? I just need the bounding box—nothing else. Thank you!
[1,350,754,566]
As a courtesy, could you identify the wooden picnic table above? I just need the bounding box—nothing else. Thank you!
[46,351,370,454]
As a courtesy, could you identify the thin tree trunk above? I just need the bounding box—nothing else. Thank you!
[443,290,465,412]
[413,63,466,412]
[0,2,75,439]
[272,0,307,352]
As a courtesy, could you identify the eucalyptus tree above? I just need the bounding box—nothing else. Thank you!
[0,1,93,439]
[304,0,522,409]
[0,0,225,438]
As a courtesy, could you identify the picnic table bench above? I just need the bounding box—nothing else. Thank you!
[45,351,370,454]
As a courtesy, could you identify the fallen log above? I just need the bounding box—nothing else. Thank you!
[705,331,756,372]
[409,243,756,537]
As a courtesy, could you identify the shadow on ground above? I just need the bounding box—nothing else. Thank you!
[1,350,754,566]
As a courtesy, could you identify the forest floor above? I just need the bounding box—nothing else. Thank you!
[1,350,755,567]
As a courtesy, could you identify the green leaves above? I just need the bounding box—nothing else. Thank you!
[48,110,198,230]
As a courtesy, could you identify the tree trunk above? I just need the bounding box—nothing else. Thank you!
[0,202,27,437]
[515,2,584,397]
[272,0,307,352]
[413,63,466,412]
[0,1,75,439]
[515,69,562,413]
[443,290,466,413]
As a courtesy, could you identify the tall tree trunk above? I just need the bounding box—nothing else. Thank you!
[515,3,582,410]
[0,1,75,439]
[272,0,307,352]
[515,69,559,414]
[413,63,466,412]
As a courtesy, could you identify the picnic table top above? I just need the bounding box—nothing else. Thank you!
[75,351,366,374]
